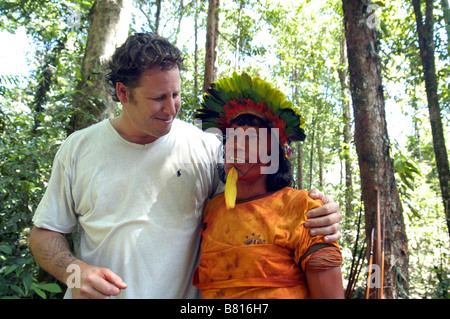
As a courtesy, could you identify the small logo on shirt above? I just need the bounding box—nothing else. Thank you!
[244,233,266,245]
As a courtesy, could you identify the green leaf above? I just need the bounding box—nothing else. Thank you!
[10,284,24,296]
[35,283,62,293]
[30,284,47,299]
[0,244,13,255]
[2,264,19,276]
[22,272,33,295]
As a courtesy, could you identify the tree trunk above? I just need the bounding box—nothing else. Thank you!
[297,142,304,190]
[194,0,200,99]
[137,0,161,35]
[203,0,219,92]
[70,0,132,133]
[318,135,324,189]
[174,0,185,45]
[441,0,450,53]
[412,0,450,239]
[154,0,162,35]
[342,0,409,299]
[338,32,354,217]
[308,126,315,191]
[32,38,66,133]
[234,0,243,71]
[292,71,303,190]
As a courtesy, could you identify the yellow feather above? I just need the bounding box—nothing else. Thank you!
[225,166,238,209]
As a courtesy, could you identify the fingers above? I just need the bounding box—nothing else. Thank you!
[73,265,127,299]
[309,224,342,242]
[308,188,333,205]
[306,201,342,221]
[103,269,128,290]
[77,279,116,299]
[305,199,342,243]
[308,188,323,201]
[323,231,342,243]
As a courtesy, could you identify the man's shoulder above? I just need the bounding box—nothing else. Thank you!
[172,119,221,146]
[64,119,108,142]
[172,119,207,135]
[70,119,108,136]
[56,120,110,156]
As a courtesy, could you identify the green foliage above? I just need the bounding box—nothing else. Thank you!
[393,149,422,219]
[0,103,65,298]
[0,0,91,299]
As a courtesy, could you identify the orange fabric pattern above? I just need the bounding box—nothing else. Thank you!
[193,187,341,299]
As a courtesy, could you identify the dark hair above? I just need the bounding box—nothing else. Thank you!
[105,33,185,102]
[218,114,294,192]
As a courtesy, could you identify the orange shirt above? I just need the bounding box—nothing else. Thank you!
[193,187,341,299]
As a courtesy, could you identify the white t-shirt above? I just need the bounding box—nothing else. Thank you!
[32,119,223,298]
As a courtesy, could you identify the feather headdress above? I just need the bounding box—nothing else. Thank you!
[195,71,306,145]
[195,72,306,209]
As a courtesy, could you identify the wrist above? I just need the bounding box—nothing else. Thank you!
[59,257,83,285]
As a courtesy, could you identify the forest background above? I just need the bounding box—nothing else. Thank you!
[0,0,448,299]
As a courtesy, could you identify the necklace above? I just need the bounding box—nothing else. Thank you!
[235,191,277,204]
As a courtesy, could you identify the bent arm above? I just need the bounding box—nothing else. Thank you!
[30,226,127,298]
[30,226,78,284]
[306,267,345,299]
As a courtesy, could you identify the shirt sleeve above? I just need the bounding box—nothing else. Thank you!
[292,193,341,272]
[32,141,78,234]
[303,246,342,273]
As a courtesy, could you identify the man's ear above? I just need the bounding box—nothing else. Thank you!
[116,82,130,103]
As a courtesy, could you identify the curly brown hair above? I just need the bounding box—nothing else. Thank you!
[105,33,185,102]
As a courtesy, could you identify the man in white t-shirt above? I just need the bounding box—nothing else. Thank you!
[30,33,342,299]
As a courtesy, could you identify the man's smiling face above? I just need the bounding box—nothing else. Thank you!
[117,67,181,144]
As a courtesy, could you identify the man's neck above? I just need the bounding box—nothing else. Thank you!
[110,116,159,145]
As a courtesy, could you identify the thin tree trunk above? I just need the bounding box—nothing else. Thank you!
[203,0,219,92]
[32,38,66,133]
[343,0,409,299]
[292,69,303,190]
[174,0,185,46]
[441,0,450,53]
[214,0,219,75]
[308,126,315,191]
[338,31,354,217]
[318,135,324,189]
[234,0,243,71]
[297,142,304,190]
[137,0,160,35]
[154,0,161,35]
[412,0,450,239]
[70,0,132,133]
[194,0,199,99]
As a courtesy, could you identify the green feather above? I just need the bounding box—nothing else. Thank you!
[195,71,307,142]
[240,72,252,92]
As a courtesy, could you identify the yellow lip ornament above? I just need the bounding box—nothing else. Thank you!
[225,166,238,209]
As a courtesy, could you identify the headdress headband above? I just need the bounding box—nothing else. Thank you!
[195,72,306,145]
